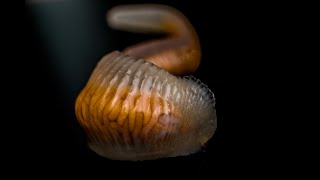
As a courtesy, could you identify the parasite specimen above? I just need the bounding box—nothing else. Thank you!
[75,4,217,160]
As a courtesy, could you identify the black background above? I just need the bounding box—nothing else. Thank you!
[26,0,280,176]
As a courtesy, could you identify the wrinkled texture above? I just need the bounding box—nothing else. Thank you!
[75,51,217,160]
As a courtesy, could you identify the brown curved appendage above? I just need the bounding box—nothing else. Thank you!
[107,4,201,75]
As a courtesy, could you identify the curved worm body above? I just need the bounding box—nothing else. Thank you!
[75,4,217,161]
[107,4,201,75]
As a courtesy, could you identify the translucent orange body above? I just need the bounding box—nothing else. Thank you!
[75,4,217,161]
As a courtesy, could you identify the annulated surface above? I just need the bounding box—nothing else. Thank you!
[75,51,216,160]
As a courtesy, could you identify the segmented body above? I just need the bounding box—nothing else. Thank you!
[75,51,216,160]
